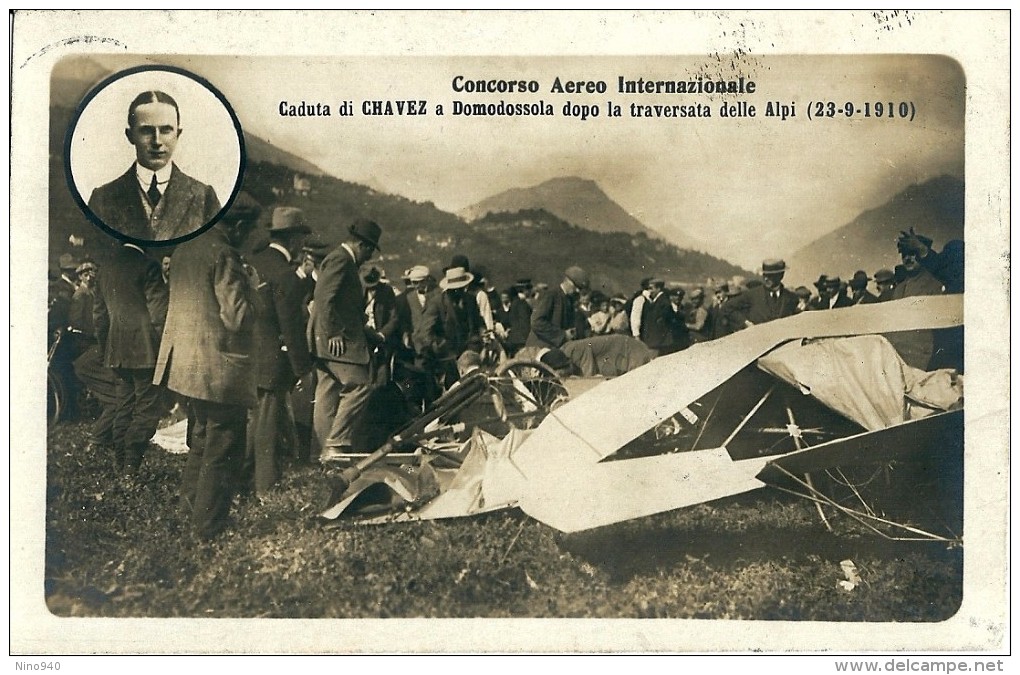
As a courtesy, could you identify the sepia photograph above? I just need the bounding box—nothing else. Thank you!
[10,9,1010,660]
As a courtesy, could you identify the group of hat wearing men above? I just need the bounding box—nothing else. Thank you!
[52,195,963,539]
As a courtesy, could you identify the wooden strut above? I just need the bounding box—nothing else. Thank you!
[721,385,774,448]
[785,405,833,533]
[333,372,490,490]
[769,462,961,545]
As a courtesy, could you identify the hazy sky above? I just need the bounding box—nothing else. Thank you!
[93,54,965,269]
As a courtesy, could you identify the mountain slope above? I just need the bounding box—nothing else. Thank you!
[786,176,964,285]
[460,177,658,238]
[242,134,329,177]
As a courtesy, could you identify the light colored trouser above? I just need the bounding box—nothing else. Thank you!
[312,362,373,457]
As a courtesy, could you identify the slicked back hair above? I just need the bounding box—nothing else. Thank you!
[127,91,180,128]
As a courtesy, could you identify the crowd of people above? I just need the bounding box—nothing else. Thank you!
[48,187,964,539]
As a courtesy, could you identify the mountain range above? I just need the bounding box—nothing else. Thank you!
[785,175,964,286]
[459,177,655,237]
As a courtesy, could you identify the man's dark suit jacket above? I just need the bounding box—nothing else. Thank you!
[506,297,532,350]
[367,283,401,350]
[527,286,575,349]
[809,293,854,310]
[93,244,169,370]
[249,245,313,391]
[88,164,221,242]
[744,284,800,325]
[639,292,675,351]
[308,245,372,377]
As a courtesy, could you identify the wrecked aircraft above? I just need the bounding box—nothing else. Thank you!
[320,294,964,544]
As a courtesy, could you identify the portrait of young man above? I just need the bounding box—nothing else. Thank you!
[86,89,222,243]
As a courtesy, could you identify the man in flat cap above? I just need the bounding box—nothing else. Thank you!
[244,207,314,492]
[154,192,262,539]
[49,254,80,335]
[309,219,384,461]
[873,269,897,302]
[684,287,711,343]
[744,259,799,326]
[70,261,120,452]
[88,91,221,243]
[527,265,589,349]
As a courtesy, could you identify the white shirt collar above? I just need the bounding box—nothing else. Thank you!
[341,243,357,262]
[268,242,292,263]
[135,162,174,193]
[123,243,145,255]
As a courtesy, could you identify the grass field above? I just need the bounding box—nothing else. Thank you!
[44,420,962,621]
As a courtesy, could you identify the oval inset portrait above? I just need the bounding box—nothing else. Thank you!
[65,65,245,247]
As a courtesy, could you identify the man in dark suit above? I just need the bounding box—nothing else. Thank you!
[93,243,169,475]
[744,259,800,325]
[362,266,400,385]
[393,265,444,409]
[245,207,314,493]
[70,261,120,451]
[810,275,853,310]
[505,284,533,356]
[527,265,589,349]
[638,279,674,357]
[309,219,383,461]
[873,268,897,302]
[154,193,262,539]
[87,91,220,243]
[414,266,481,390]
[848,270,880,305]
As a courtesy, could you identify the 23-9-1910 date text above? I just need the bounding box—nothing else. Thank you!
[807,100,917,121]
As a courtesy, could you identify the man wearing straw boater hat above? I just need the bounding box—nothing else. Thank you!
[309,219,384,462]
[392,264,444,408]
[434,265,482,387]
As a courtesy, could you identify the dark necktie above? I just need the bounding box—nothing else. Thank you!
[147,174,161,207]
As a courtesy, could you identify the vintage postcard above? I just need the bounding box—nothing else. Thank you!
[10,10,1010,659]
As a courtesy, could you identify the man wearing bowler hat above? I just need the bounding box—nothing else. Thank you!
[527,265,589,349]
[744,258,799,325]
[309,219,384,461]
[810,274,852,310]
[848,270,879,305]
[245,207,314,490]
